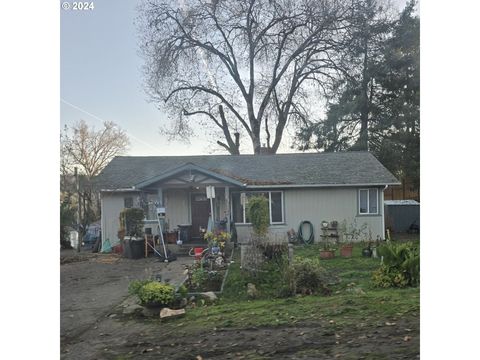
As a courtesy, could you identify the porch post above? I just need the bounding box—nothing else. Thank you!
[225,186,230,232]
[157,187,163,206]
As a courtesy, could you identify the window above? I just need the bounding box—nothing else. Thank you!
[124,197,133,209]
[231,191,284,224]
[359,189,379,215]
[270,192,283,223]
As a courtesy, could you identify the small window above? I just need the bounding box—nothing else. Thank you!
[270,192,283,223]
[124,197,133,209]
[359,189,379,215]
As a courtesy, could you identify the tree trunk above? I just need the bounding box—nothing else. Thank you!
[358,37,370,151]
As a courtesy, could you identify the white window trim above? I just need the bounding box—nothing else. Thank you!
[231,191,285,225]
[270,191,284,224]
[359,188,379,215]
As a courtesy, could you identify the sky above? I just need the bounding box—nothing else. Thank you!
[61,0,409,157]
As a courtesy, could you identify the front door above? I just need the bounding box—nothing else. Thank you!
[191,193,210,241]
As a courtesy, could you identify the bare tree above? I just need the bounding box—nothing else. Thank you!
[61,120,130,179]
[60,120,130,248]
[138,0,355,154]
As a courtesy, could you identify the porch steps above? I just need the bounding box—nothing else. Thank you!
[168,243,208,257]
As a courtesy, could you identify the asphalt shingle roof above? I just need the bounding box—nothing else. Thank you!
[95,151,400,190]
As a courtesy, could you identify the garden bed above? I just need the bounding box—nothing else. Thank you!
[182,246,235,296]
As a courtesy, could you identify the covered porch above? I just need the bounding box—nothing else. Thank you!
[135,163,244,243]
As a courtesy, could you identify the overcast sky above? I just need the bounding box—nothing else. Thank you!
[61,0,410,157]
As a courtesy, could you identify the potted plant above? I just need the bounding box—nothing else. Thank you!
[361,229,375,257]
[361,241,372,257]
[340,242,354,258]
[320,241,336,259]
[338,220,353,258]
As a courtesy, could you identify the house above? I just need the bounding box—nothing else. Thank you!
[95,151,400,250]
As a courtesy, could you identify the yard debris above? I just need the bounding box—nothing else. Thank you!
[95,255,121,264]
[385,322,396,326]
[404,336,412,342]
[160,307,186,319]
[199,291,218,303]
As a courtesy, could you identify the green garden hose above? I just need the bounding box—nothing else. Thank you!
[298,221,314,244]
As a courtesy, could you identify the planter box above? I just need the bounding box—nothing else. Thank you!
[320,250,335,259]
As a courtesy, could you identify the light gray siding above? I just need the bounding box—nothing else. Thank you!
[164,189,190,228]
[236,187,384,243]
[100,192,139,250]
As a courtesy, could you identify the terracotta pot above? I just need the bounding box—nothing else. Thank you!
[340,245,353,258]
[320,250,335,259]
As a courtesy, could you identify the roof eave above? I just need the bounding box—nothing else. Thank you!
[246,182,401,189]
[134,162,246,189]
[100,188,140,193]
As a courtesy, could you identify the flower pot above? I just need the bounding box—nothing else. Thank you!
[362,248,372,257]
[340,245,353,258]
[320,250,335,259]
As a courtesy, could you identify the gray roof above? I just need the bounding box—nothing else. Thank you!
[95,151,400,190]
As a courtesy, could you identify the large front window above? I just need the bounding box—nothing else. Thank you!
[231,191,284,224]
[359,188,379,215]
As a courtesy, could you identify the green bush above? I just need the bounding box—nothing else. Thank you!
[119,208,145,237]
[177,284,188,298]
[60,199,75,248]
[128,279,151,296]
[190,267,208,288]
[247,196,269,236]
[132,281,175,305]
[289,258,329,295]
[372,242,419,288]
[372,265,409,288]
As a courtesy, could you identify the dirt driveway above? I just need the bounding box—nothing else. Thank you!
[60,251,190,356]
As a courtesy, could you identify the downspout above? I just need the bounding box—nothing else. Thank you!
[100,194,105,252]
[382,185,388,239]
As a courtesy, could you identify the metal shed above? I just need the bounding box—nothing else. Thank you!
[384,200,420,233]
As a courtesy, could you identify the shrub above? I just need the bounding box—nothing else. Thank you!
[246,196,269,236]
[129,281,175,305]
[128,279,151,296]
[289,258,329,295]
[138,282,175,305]
[119,208,145,237]
[372,265,408,288]
[188,266,224,291]
[177,284,188,298]
[60,199,75,249]
[372,242,420,288]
